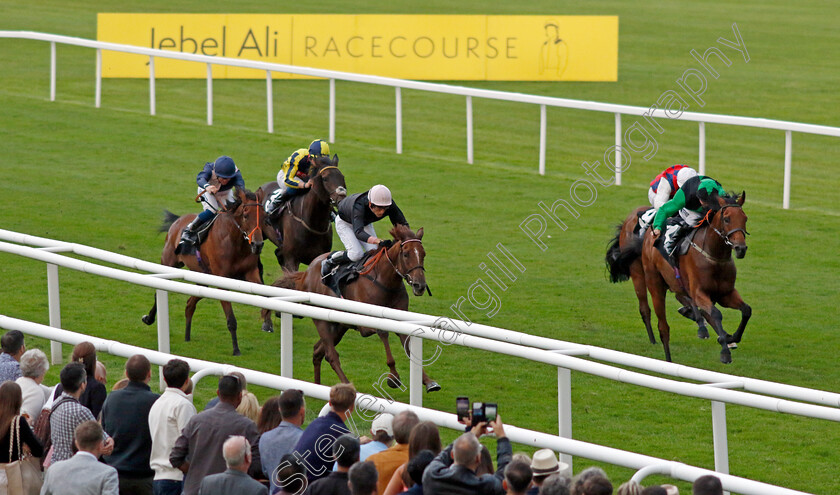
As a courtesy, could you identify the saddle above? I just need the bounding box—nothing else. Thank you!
[175,215,218,255]
[329,250,378,292]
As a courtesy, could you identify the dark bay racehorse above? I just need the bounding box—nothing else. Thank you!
[142,187,272,355]
[606,206,709,344]
[610,192,750,363]
[259,155,347,271]
[265,225,440,392]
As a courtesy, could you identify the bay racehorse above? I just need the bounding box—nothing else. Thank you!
[606,206,709,344]
[264,224,440,392]
[259,154,347,271]
[142,186,272,355]
[611,192,750,363]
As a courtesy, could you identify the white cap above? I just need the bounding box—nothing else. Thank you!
[369,184,393,207]
[370,413,394,436]
[676,167,698,188]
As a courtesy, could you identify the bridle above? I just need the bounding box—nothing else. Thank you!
[711,204,749,248]
[384,239,426,283]
[223,200,263,246]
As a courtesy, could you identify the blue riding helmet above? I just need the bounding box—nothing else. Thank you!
[308,139,330,157]
[213,156,238,178]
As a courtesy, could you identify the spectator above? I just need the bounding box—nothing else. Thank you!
[368,410,419,494]
[404,450,435,495]
[422,414,512,495]
[348,461,378,495]
[96,360,108,385]
[512,453,532,465]
[49,362,113,463]
[692,475,723,495]
[529,449,568,495]
[0,381,44,465]
[274,453,307,495]
[238,391,261,423]
[204,371,248,410]
[41,421,118,495]
[641,486,666,495]
[257,396,284,434]
[53,342,108,419]
[662,485,679,495]
[616,481,642,495]
[149,358,196,495]
[476,445,494,476]
[170,374,261,495]
[112,378,130,392]
[101,354,160,495]
[361,412,395,461]
[304,434,359,495]
[571,467,612,495]
[540,474,571,495]
[198,436,268,495]
[504,460,533,495]
[292,383,355,482]
[384,420,441,494]
[15,348,50,420]
[261,388,306,493]
[0,329,25,382]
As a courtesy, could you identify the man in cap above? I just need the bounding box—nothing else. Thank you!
[527,449,569,495]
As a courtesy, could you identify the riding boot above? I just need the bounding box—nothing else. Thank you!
[268,188,296,221]
[177,212,212,254]
[662,223,685,256]
[321,251,350,296]
[638,208,656,236]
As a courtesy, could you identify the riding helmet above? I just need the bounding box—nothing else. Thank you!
[309,139,330,157]
[213,156,238,178]
[369,184,393,207]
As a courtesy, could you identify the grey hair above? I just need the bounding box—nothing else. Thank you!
[452,432,481,466]
[19,349,49,379]
[223,436,250,468]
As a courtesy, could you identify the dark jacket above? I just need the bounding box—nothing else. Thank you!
[292,411,350,482]
[422,437,512,495]
[54,376,107,419]
[101,381,160,477]
[304,470,350,495]
[337,192,408,243]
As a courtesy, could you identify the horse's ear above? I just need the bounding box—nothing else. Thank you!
[416,227,424,240]
[738,190,746,206]
[333,154,339,166]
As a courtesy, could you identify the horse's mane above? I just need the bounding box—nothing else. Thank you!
[706,190,741,211]
[390,224,418,241]
[311,154,335,171]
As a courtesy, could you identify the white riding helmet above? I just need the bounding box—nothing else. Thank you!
[676,167,698,188]
[369,184,393,207]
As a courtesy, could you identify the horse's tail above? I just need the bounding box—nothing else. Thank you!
[159,210,180,233]
[273,270,306,291]
[605,226,642,283]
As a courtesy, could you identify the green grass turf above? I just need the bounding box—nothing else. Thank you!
[2,1,840,493]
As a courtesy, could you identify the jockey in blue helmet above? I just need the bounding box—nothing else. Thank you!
[177,155,245,254]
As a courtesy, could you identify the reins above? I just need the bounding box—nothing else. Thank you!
[359,239,427,293]
[691,203,749,263]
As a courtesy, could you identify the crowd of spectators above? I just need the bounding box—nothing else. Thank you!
[0,330,728,495]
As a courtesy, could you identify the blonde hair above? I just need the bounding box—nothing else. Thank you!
[236,391,260,423]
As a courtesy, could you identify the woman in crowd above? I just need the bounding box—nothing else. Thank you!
[383,420,441,494]
[52,342,107,418]
[15,349,50,420]
[0,382,44,489]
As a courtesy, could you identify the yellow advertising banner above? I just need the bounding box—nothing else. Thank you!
[97,14,618,81]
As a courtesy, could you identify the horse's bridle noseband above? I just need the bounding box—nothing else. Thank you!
[385,239,426,284]
[224,201,262,245]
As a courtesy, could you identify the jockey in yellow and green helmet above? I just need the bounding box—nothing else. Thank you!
[265,140,332,218]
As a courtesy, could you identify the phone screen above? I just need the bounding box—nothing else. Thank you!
[472,402,485,426]
[456,397,470,421]
[485,403,497,423]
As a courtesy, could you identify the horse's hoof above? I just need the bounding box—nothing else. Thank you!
[697,327,709,339]
[720,352,732,364]
[262,323,274,333]
[648,338,657,345]
[386,375,402,389]
[141,315,153,326]
[425,382,441,393]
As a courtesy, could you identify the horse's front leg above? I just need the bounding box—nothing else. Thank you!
[675,293,708,339]
[376,330,402,389]
[397,332,441,393]
[694,293,731,364]
[220,300,240,356]
[185,296,202,342]
[315,321,350,383]
[720,289,751,345]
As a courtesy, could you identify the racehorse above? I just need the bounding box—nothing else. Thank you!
[259,154,347,271]
[264,224,441,392]
[605,206,709,344]
[610,192,750,363]
[142,186,271,356]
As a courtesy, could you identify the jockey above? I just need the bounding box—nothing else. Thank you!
[321,184,409,295]
[308,138,331,158]
[638,165,698,235]
[652,175,726,256]
[265,148,315,219]
[177,155,245,254]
